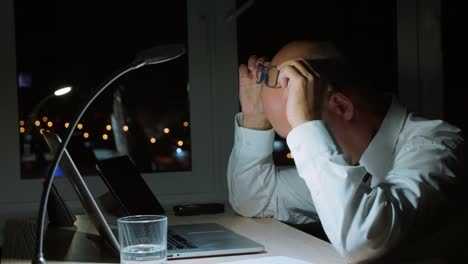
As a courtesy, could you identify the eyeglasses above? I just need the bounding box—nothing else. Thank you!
[256,63,280,88]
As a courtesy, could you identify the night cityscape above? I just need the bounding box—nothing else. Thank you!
[15,1,193,178]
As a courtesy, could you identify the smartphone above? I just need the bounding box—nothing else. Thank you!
[95,155,165,215]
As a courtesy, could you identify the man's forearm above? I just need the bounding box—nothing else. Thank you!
[227,113,276,217]
[228,113,319,224]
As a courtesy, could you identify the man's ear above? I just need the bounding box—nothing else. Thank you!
[327,92,354,121]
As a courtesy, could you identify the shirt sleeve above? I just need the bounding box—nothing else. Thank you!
[287,120,464,263]
[227,113,318,224]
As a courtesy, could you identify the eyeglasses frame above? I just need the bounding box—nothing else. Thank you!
[255,63,280,88]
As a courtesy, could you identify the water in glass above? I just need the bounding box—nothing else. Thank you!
[121,244,167,264]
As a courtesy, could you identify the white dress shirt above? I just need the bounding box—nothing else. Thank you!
[227,99,466,263]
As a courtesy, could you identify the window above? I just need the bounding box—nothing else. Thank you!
[1,0,238,213]
[442,1,468,132]
[15,1,191,178]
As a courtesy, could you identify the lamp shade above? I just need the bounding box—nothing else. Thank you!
[133,44,185,66]
[53,86,72,96]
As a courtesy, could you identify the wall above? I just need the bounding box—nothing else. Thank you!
[397,0,444,118]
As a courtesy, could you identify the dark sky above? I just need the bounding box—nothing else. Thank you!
[15,0,397,100]
[237,0,398,93]
[14,0,467,164]
[23,0,466,131]
[441,1,468,132]
[14,0,188,117]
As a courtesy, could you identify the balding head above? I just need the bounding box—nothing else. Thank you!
[262,40,340,137]
[272,41,340,64]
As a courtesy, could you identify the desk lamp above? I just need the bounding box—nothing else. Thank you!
[32,44,186,264]
[25,86,73,228]
[27,86,72,135]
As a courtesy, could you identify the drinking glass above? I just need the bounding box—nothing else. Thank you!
[118,215,168,264]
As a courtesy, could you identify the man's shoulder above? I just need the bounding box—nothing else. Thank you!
[399,112,464,150]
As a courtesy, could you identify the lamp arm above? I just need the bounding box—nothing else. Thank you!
[27,94,54,134]
[32,61,144,264]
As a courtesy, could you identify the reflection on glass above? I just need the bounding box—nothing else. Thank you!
[15,1,191,178]
[272,136,295,166]
[17,56,192,178]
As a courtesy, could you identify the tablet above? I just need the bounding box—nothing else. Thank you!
[95,155,165,215]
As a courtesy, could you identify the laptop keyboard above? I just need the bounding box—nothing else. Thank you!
[167,229,197,250]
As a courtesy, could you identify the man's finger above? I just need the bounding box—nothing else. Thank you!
[279,59,316,82]
[278,65,303,89]
[295,59,321,78]
[239,64,249,78]
[257,56,268,65]
[248,55,258,71]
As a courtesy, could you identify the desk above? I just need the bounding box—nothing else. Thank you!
[1,212,345,264]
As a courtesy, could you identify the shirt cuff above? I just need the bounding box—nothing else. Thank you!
[286,121,338,163]
[234,113,275,156]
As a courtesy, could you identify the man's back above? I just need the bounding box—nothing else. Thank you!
[228,99,467,262]
[365,103,466,262]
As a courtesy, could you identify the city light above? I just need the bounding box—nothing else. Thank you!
[19,120,25,126]
[77,123,83,130]
[102,134,109,140]
[183,121,189,127]
[42,116,48,122]
[64,122,70,128]
[177,140,183,147]
[47,121,53,127]
[39,129,45,135]
[163,128,170,134]
[106,125,112,131]
[175,147,188,160]
[286,152,293,159]
[123,125,129,132]
[273,140,285,151]
[83,132,89,139]
[20,127,25,133]
[34,120,41,127]
[150,137,157,144]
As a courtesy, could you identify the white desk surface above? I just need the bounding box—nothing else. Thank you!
[2,211,345,264]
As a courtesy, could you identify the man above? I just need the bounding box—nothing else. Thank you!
[227,40,466,263]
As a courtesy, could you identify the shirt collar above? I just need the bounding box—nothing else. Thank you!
[359,97,407,181]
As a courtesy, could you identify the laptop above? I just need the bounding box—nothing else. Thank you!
[42,130,265,260]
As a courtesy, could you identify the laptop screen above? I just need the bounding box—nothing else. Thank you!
[95,155,165,215]
[42,130,120,253]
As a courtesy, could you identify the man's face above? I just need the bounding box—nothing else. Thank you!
[261,52,315,137]
[261,47,301,137]
[261,41,341,138]
[261,71,291,137]
[261,76,331,138]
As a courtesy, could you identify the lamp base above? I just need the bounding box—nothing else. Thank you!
[32,255,46,264]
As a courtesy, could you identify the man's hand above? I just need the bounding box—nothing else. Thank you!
[239,55,272,130]
[277,59,324,129]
